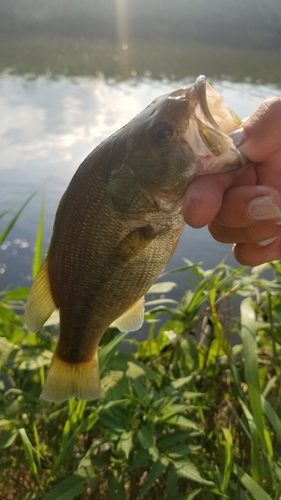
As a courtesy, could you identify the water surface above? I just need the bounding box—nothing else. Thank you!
[0,36,281,297]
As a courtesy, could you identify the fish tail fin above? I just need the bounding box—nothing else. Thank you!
[41,350,101,402]
[25,258,57,332]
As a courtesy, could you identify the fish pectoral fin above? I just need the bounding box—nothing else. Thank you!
[25,258,57,332]
[41,350,101,402]
[111,296,144,332]
[116,225,156,264]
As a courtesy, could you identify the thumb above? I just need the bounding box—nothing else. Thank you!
[231,97,281,163]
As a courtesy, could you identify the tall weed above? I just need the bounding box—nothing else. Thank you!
[1,202,281,499]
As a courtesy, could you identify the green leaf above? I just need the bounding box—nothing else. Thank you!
[19,350,53,370]
[137,427,154,450]
[137,458,167,499]
[148,281,177,294]
[126,360,156,380]
[119,431,133,459]
[99,404,135,432]
[0,287,30,301]
[0,337,20,364]
[186,489,203,500]
[165,444,200,457]
[44,466,97,500]
[168,375,195,390]
[108,469,126,500]
[99,331,128,375]
[158,430,198,449]
[234,463,272,500]
[101,370,129,400]
[172,460,216,487]
[132,378,148,400]
[165,415,199,431]
[127,449,151,472]
[0,429,18,449]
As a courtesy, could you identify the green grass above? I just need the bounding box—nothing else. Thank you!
[1,202,281,499]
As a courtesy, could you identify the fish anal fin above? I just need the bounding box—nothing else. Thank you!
[25,259,57,332]
[41,350,101,402]
[111,296,144,332]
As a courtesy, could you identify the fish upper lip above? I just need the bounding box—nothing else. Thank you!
[194,75,220,131]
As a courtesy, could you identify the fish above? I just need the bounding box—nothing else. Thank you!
[25,75,248,402]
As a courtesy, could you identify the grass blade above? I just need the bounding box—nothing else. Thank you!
[221,427,233,492]
[262,397,281,440]
[32,193,45,279]
[18,428,42,488]
[0,204,17,220]
[99,331,128,375]
[0,192,37,245]
[239,398,264,485]
[234,463,272,500]
[240,298,267,450]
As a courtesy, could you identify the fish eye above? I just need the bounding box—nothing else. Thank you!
[149,121,174,144]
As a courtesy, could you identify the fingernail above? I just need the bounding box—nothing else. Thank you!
[248,196,281,220]
[258,236,278,247]
[229,127,247,148]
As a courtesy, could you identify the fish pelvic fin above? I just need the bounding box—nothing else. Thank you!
[111,296,144,332]
[25,258,57,332]
[41,350,101,402]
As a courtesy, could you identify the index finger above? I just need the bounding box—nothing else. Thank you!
[183,168,245,228]
[239,97,281,162]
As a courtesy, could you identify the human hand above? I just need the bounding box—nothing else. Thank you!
[183,97,281,266]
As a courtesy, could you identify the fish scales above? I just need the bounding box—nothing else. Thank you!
[50,151,184,361]
[25,76,248,402]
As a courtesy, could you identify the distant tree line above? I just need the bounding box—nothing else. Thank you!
[1,0,281,49]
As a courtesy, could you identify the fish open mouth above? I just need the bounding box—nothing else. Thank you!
[183,75,249,172]
[194,75,242,135]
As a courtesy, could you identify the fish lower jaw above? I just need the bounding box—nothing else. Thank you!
[197,149,246,174]
[197,153,217,170]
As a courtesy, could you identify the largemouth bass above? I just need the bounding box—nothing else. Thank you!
[25,75,248,402]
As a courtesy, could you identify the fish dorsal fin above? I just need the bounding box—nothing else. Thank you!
[25,258,57,332]
[111,296,144,332]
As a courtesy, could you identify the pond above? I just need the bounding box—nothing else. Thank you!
[0,34,281,299]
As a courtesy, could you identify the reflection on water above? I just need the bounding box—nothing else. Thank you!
[2,37,281,85]
[0,37,281,293]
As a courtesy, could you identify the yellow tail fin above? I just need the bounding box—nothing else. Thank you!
[25,258,57,332]
[41,351,101,402]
